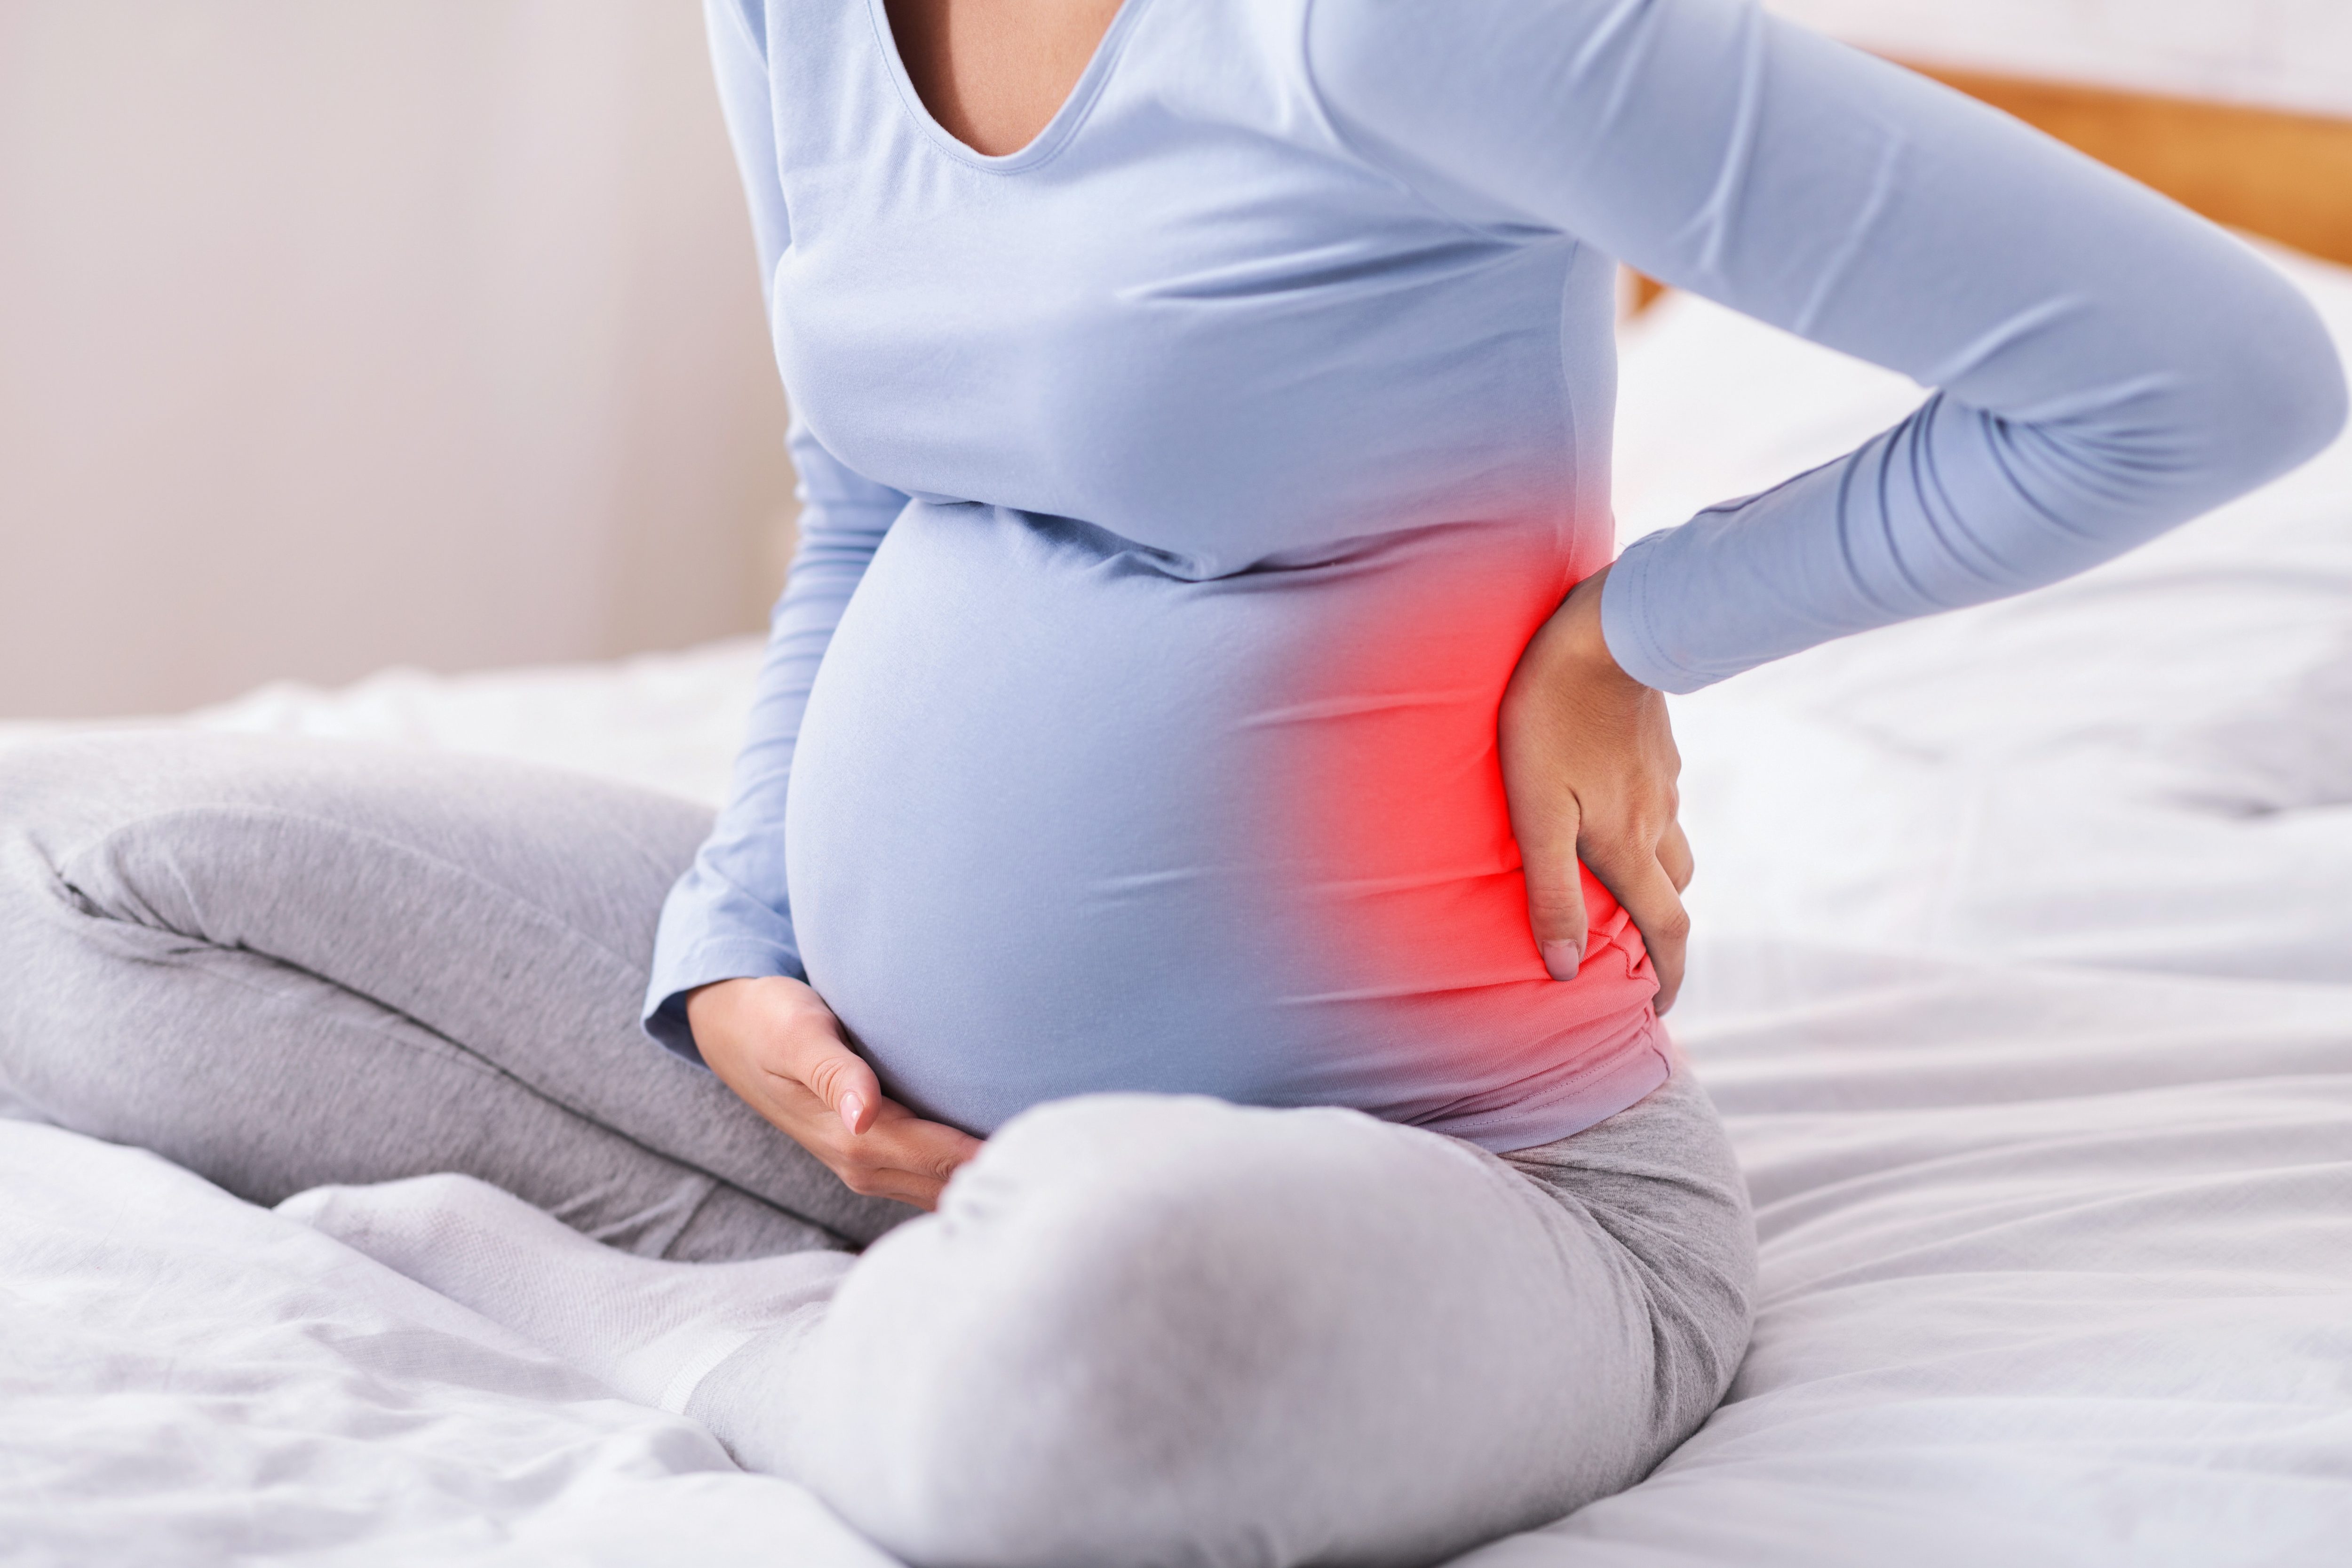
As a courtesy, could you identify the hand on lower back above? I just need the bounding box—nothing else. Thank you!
[1499,564,1695,1013]
[687,976,983,1210]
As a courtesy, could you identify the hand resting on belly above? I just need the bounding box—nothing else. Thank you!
[689,974,982,1210]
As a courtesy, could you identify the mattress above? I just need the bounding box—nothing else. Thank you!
[5,238,2349,1565]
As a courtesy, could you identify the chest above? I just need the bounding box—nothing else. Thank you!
[881,0,1127,159]
[761,0,1613,565]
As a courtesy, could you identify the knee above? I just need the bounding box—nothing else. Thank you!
[0,736,150,958]
[0,735,280,1121]
[0,736,100,880]
[795,1095,1531,1566]
[0,733,236,918]
[0,740,134,1117]
[0,734,238,956]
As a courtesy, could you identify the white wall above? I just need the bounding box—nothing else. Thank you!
[1768,0,2352,118]
[0,1,794,719]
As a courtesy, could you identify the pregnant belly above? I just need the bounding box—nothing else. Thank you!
[786,503,1661,1149]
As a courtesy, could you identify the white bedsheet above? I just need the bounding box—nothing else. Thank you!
[6,242,2350,1566]
[1486,948,2352,1567]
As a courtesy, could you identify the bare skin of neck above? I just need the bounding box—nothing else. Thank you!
[883,0,1127,157]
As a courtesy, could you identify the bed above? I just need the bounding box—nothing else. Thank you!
[7,64,2352,1568]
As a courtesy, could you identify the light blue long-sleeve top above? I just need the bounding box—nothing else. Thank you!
[644,0,2346,1151]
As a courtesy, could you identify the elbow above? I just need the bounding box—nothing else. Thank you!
[2248,287,2349,477]
[2025,262,2344,561]
[2294,323,2351,465]
[2185,263,2348,497]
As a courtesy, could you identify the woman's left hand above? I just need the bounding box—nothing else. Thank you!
[1499,564,1696,1012]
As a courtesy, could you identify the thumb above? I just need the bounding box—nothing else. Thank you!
[1519,796,1589,982]
[788,1025,885,1137]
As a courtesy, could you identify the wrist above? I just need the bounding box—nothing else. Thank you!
[685,973,820,1043]
[1526,565,1643,695]
[683,978,743,1033]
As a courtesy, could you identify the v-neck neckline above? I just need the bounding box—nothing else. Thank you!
[866,0,1153,173]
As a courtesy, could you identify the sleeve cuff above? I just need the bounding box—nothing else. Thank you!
[1601,528,1719,696]
[640,935,804,1067]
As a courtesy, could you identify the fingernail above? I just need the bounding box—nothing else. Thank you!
[838,1092,864,1134]
[1541,939,1585,981]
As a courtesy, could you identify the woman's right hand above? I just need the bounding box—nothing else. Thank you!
[686,976,983,1210]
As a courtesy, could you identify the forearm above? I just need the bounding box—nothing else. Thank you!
[643,421,906,1061]
[1308,0,2347,691]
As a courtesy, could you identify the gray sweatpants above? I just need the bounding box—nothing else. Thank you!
[0,733,1756,1564]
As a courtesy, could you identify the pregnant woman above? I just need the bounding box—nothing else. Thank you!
[2,0,2341,1562]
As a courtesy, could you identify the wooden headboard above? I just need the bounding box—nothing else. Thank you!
[1628,63,2352,311]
